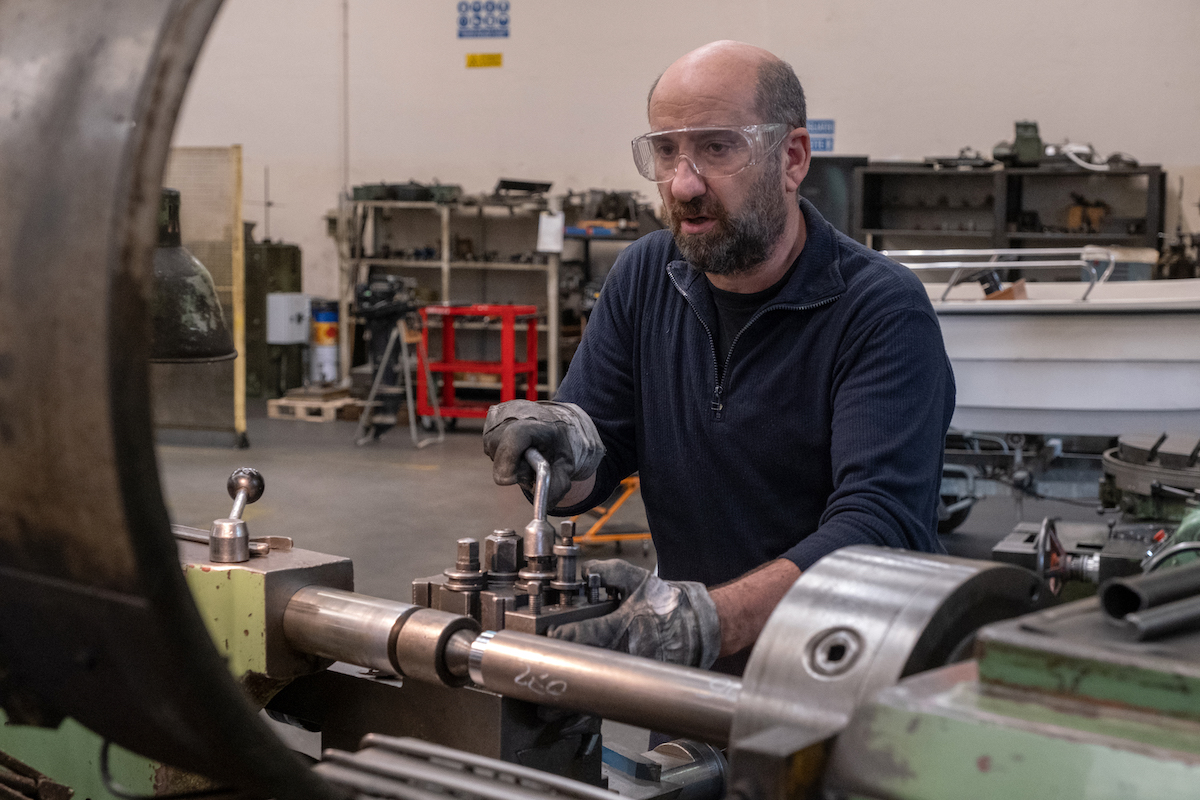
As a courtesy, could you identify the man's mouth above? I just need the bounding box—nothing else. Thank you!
[679,215,716,235]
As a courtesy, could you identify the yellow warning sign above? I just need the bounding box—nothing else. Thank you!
[466,53,503,68]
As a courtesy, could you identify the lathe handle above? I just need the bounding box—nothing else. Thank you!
[226,467,264,520]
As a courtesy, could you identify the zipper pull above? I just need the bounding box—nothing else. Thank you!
[711,385,724,420]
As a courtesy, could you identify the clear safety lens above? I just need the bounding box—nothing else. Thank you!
[631,123,790,183]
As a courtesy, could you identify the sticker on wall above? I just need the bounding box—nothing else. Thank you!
[458,1,510,38]
[466,53,503,68]
[809,119,835,152]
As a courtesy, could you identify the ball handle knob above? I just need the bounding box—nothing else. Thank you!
[226,468,264,519]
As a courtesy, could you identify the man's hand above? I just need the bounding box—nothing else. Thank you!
[548,560,721,669]
[483,400,605,508]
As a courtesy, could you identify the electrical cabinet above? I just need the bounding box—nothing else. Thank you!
[244,227,305,399]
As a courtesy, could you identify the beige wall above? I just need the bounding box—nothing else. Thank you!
[173,0,1200,297]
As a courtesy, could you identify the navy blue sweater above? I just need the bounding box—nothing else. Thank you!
[557,199,954,587]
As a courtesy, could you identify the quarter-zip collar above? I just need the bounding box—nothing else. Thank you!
[666,197,847,333]
[665,198,848,421]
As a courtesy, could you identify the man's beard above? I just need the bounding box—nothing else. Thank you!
[663,166,789,276]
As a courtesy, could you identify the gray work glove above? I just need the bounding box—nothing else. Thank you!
[483,400,605,508]
[548,560,721,669]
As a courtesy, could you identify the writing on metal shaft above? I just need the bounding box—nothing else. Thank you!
[514,663,568,697]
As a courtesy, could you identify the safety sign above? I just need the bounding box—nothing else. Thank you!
[809,119,835,152]
[458,1,509,38]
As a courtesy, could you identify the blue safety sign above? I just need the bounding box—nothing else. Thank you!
[458,0,509,38]
[809,119,834,152]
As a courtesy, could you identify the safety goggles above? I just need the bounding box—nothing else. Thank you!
[631,123,791,183]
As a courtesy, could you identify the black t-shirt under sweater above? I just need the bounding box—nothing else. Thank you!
[707,258,800,378]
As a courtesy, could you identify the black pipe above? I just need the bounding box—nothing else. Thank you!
[1125,595,1200,641]
[1100,561,1200,620]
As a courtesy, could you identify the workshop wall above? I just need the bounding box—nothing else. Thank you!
[173,0,1200,297]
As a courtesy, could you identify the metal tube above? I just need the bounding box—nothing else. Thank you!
[1101,561,1200,619]
[1126,595,1200,641]
[283,586,418,674]
[467,630,739,745]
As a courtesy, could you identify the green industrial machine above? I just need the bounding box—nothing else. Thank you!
[829,590,1200,799]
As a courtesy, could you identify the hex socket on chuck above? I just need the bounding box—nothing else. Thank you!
[467,630,739,745]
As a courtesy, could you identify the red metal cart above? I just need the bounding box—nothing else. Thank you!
[416,304,539,420]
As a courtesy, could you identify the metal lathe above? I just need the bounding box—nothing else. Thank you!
[2,3,1200,799]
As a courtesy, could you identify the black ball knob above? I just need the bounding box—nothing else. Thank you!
[227,468,265,504]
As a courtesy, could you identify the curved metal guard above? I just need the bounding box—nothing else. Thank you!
[728,546,1044,798]
[0,3,336,796]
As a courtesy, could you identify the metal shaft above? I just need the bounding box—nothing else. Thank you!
[466,630,739,745]
[229,489,248,521]
[283,586,419,674]
[284,586,479,686]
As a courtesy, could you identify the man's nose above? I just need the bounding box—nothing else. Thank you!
[667,156,706,203]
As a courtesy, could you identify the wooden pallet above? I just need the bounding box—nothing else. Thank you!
[267,395,356,422]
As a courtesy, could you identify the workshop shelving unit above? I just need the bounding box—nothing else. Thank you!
[336,196,562,393]
[852,164,1164,252]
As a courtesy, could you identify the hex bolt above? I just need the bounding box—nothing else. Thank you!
[456,538,480,572]
[485,529,521,578]
[560,519,576,545]
[587,572,601,604]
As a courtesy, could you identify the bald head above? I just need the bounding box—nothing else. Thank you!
[648,41,806,131]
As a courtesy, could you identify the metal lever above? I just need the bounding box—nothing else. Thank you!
[209,468,265,563]
[523,449,555,561]
[515,449,559,601]
[525,449,551,525]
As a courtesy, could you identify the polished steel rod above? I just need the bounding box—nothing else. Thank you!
[283,586,418,674]
[468,630,739,745]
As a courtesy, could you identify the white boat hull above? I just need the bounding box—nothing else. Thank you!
[926,279,1200,437]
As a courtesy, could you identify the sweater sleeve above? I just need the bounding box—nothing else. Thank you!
[552,247,643,515]
[780,305,955,569]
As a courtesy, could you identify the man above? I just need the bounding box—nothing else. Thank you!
[484,41,954,674]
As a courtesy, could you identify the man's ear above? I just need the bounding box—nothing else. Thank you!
[783,127,811,193]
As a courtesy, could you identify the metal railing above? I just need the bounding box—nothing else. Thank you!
[883,247,1120,302]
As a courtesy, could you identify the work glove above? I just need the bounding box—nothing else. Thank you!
[548,560,721,670]
[483,400,605,509]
